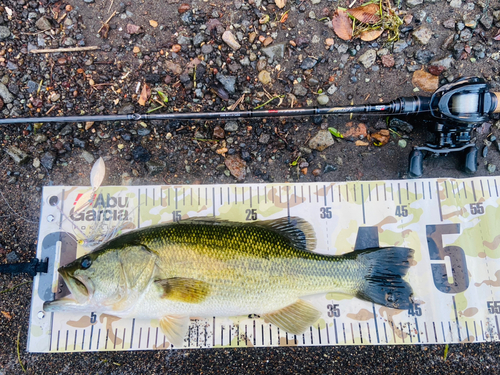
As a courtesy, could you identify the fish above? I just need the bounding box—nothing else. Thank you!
[43,217,414,347]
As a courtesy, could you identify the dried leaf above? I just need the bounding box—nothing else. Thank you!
[347,4,381,24]
[330,9,352,41]
[85,121,94,130]
[126,24,142,34]
[360,28,384,41]
[138,83,151,106]
[371,130,390,146]
[328,127,344,138]
[149,20,158,28]
[1,311,12,320]
[99,23,110,39]
[90,157,105,190]
[275,0,286,9]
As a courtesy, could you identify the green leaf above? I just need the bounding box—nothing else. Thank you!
[328,127,344,138]
[157,90,169,103]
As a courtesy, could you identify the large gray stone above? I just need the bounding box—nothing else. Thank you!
[0,26,10,40]
[6,146,29,164]
[261,42,286,60]
[35,17,51,31]
[358,49,377,68]
[308,130,334,151]
[0,83,14,104]
[413,26,433,45]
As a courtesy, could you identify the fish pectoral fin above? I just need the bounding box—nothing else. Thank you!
[159,315,190,348]
[262,299,321,335]
[155,277,211,304]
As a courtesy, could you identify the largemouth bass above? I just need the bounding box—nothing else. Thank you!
[44,217,414,346]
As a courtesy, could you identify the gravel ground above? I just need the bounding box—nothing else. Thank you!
[1,0,500,373]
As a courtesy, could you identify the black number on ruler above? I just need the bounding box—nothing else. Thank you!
[426,224,469,293]
[327,304,340,317]
[90,312,97,324]
[320,207,332,219]
[245,209,257,221]
[395,205,408,217]
[407,303,422,316]
[469,203,484,215]
[487,301,500,314]
[173,211,181,222]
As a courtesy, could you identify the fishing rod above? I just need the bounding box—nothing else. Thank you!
[0,77,499,177]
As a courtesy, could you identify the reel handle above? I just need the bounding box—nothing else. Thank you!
[493,92,500,113]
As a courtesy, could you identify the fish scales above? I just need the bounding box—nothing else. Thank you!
[127,222,364,317]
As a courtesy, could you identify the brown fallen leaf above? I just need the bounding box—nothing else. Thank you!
[330,9,352,41]
[85,121,94,130]
[138,83,151,106]
[1,311,12,320]
[360,29,384,42]
[347,4,381,24]
[149,20,158,28]
[412,70,439,92]
[99,23,110,39]
[126,24,142,34]
[370,129,390,146]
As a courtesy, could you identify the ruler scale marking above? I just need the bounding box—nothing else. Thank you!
[29,177,500,352]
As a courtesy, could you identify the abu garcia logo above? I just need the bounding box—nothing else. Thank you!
[70,193,129,222]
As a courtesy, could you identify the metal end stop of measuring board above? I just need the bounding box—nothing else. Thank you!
[0,257,49,277]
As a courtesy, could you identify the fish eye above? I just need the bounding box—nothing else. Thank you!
[81,257,92,269]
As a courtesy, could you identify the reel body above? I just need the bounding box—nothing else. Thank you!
[407,77,499,178]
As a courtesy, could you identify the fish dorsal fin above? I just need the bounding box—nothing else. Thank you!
[262,299,321,335]
[159,315,190,347]
[255,217,317,251]
[155,277,211,304]
[179,216,316,251]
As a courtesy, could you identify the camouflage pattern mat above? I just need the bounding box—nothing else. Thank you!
[28,177,500,352]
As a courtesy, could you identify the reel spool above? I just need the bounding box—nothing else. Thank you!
[408,77,500,178]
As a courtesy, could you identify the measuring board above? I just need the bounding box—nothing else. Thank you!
[27,176,500,352]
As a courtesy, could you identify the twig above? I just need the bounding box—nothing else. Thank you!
[253,95,285,110]
[30,46,100,54]
[228,94,245,111]
[46,104,56,115]
[98,10,117,34]
[1,281,30,294]
[17,329,26,373]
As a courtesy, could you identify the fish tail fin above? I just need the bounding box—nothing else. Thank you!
[355,247,414,310]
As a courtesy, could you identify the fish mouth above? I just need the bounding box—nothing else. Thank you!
[43,268,93,312]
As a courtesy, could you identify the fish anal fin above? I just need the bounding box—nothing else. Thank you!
[159,315,190,347]
[262,299,321,335]
[155,277,211,303]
